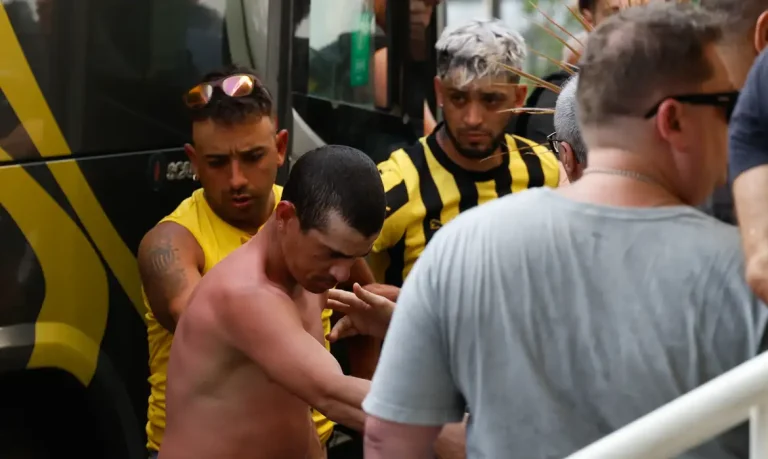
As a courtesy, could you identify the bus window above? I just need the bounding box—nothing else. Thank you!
[0,0,233,162]
[304,0,380,107]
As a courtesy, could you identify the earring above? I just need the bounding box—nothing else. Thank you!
[192,173,198,181]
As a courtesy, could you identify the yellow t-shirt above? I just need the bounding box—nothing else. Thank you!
[144,185,335,451]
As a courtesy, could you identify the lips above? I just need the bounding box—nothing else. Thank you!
[463,131,490,142]
[232,196,253,208]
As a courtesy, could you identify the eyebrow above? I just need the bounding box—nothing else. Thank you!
[448,88,505,97]
[203,146,267,158]
[329,246,372,259]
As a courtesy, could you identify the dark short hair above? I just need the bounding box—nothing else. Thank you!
[188,64,273,125]
[577,3,723,126]
[700,0,768,41]
[281,145,386,238]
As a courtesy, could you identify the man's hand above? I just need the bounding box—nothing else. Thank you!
[326,283,395,342]
[363,283,400,302]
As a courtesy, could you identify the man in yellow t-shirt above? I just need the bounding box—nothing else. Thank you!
[137,66,334,459]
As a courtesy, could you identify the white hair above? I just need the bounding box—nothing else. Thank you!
[435,18,526,87]
[554,75,587,164]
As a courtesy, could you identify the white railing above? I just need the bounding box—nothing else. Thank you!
[566,351,768,459]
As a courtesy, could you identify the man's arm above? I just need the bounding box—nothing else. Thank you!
[730,49,768,302]
[218,286,370,431]
[362,235,465,458]
[365,417,466,459]
[138,222,204,332]
[365,416,442,459]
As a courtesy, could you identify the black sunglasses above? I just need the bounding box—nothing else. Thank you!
[643,91,740,122]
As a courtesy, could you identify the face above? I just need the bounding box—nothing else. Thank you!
[277,205,379,294]
[435,75,527,159]
[652,45,735,204]
[186,115,287,229]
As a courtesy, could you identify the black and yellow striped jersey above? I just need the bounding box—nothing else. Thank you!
[369,129,560,286]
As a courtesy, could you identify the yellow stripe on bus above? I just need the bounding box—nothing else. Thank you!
[0,146,108,385]
[0,4,145,321]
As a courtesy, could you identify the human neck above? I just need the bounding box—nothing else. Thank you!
[436,126,503,172]
[559,148,686,208]
[261,218,300,297]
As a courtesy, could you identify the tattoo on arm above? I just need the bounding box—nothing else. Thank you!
[143,236,188,299]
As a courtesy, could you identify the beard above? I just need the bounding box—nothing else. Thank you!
[443,123,506,160]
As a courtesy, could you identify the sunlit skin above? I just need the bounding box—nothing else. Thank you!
[184,114,287,234]
[434,75,527,172]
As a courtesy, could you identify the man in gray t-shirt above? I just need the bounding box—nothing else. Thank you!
[361,5,768,458]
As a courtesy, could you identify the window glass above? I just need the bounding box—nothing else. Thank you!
[0,0,233,161]
[305,0,378,107]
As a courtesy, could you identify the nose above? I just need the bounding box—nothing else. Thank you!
[329,263,351,284]
[229,159,248,190]
[463,101,483,128]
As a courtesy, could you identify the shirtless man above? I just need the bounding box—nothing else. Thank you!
[158,144,386,459]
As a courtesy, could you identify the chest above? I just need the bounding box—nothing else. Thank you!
[293,292,326,346]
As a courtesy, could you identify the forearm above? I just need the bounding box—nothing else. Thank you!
[434,417,467,459]
[365,416,442,459]
[317,375,371,431]
[347,335,382,380]
[734,168,768,302]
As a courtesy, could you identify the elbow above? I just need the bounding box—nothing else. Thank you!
[747,257,768,305]
[364,417,387,452]
[745,243,768,304]
[308,376,340,417]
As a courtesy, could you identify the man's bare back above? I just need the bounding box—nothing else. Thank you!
[160,232,331,459]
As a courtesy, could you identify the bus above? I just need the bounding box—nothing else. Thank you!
[0,0,442,457]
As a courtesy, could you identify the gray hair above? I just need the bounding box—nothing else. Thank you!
[700,0,768,41]
[577,3,723,126]
[435,19,526,87]
[554,75,587,164]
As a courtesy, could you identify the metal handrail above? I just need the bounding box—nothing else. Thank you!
[566,351,768,459]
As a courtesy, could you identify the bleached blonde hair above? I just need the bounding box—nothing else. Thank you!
[435,18,526,88]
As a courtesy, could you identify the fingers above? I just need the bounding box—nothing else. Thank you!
[326,299,352,313]
[353,283,396,311]
[326,316,359,343]
[328,288,372,311]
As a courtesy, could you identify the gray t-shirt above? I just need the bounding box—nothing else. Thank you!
[362,187,768,459]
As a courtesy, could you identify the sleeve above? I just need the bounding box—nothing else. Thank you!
[372,158,408,254]
[729,49,768,181]
[362,240,465,426]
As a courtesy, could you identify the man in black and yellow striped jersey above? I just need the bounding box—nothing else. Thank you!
[337,20,562,458]
[362,19,563,300]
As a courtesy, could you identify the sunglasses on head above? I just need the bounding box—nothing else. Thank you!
[183,74,271,109]
[643,91,740,122]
